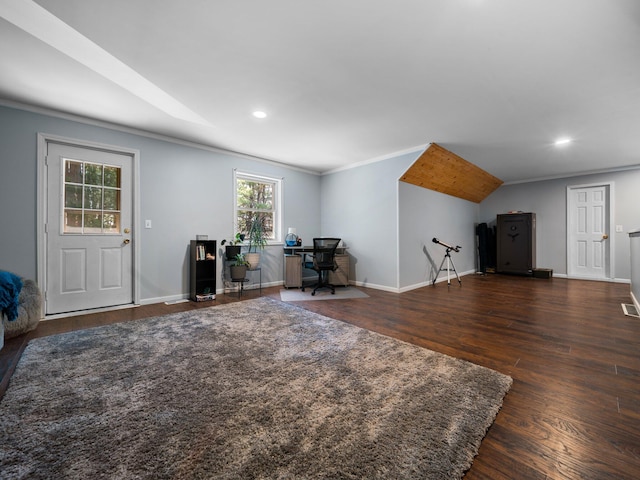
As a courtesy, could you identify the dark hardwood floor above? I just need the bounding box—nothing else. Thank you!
[1,274,639,479]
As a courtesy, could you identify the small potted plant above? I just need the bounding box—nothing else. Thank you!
[245,216,269,270]
[221,233,245,260]
[229,253,249,281]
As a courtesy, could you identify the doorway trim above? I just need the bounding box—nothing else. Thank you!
[37,133,141,316]
[566,181,615,281]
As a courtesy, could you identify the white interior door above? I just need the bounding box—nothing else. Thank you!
[46,142,133,315]
[567,184,611,279]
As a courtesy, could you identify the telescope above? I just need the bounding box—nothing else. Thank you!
[432,238,461,253]
[432,238,462,286]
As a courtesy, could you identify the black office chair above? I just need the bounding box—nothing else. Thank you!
[302,238,341,296]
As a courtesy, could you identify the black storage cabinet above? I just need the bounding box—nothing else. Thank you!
[497,213,536,275]
[190,240,217,300]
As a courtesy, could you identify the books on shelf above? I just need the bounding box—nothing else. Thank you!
[195,244,204,260]
[196,244,216,261]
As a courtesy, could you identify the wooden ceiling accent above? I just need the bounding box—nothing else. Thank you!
[400,143,503,203]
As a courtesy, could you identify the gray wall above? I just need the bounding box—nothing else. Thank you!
[479,169,640,280]
[399,182,479,289]
[0,105,321,302]
[320,153,417,290]
[0,107,39,277]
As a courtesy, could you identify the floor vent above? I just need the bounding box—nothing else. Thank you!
[621,304,640,318]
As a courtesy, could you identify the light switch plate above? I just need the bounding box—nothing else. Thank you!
[145,220,152,229]
[616,225,623,233]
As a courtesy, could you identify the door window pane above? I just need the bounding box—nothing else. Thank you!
[84,186,102,210]
[104,166,120,188]
[103,212,120,233]
[65,161,83,183]
[84,164,103,185]
[64,185,82,208]
[103,189,119,210]
[84,213,103,233]
[64,210,83,233]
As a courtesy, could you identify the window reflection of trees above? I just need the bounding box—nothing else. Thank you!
[236,179,275,239]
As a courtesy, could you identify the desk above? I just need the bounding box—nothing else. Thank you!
[283,246,349,288]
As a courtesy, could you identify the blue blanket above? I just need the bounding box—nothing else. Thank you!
[0,270,23,322]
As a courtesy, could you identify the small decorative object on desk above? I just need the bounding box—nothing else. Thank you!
[285,227,298,246]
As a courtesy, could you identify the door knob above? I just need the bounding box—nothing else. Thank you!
[123,239,131,245]
[602,234,609,240]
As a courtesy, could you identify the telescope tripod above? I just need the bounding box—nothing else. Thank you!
[434,247,461,287]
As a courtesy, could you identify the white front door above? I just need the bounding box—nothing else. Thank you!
[567,184,611,279]
[46,142,134,315]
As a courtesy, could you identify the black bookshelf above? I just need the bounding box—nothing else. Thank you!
[190,240,217,301]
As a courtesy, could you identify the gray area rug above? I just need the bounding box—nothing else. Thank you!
[0,297,511,479]
[280,286,369,302]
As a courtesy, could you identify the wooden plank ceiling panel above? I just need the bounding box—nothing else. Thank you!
[400,143,503,203]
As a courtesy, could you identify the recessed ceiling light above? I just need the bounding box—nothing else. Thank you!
[252,111,267,119]
[554,137,572,146]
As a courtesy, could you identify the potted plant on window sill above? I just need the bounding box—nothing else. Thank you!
[245,216,268,270]
[221,233,245,260]
[229,253,249,281]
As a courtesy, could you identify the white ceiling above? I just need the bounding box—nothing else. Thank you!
[1,0,639,183]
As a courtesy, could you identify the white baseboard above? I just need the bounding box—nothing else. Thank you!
[140,294,187,305]
[44,302,140,320]
[632,291,640,312]
[352,280,400,293]
[562,274,630,284]
[395,269,475,294]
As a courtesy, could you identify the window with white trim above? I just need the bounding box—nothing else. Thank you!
[63,159,121,234]
[234,171,282,243]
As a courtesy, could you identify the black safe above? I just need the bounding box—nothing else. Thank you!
[496,213,536,275]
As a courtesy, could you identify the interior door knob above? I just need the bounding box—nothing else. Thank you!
[602,234,609,240]
[123,238,131,245]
